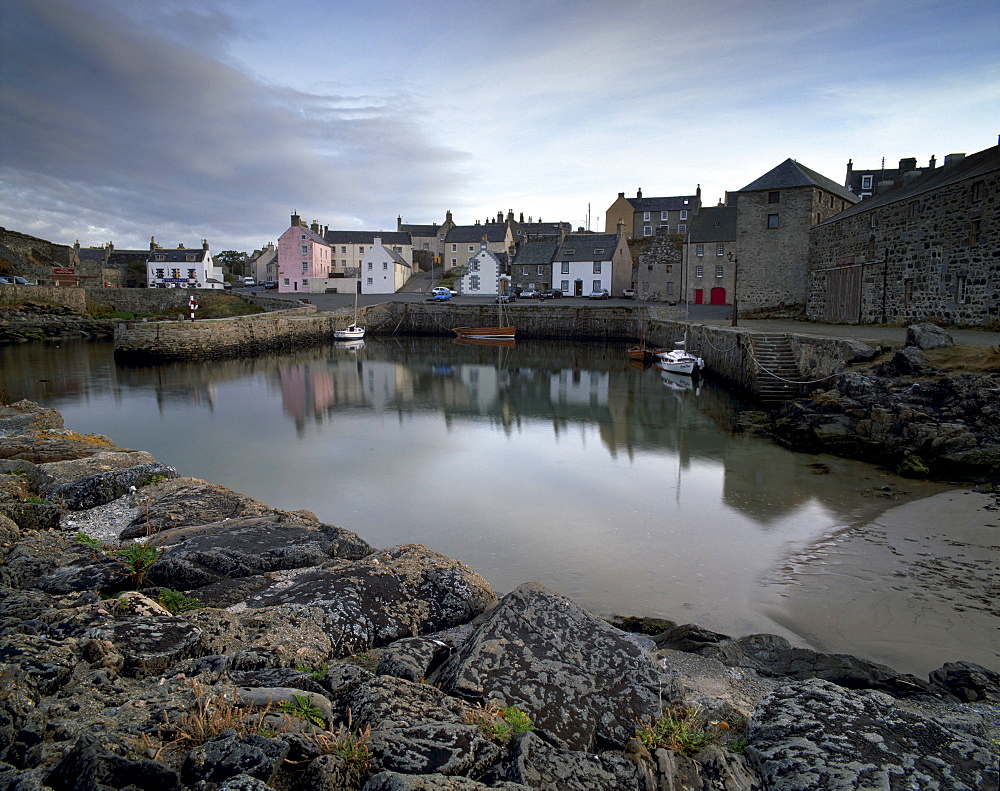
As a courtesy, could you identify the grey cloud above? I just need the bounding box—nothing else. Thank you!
[0,0,466,250]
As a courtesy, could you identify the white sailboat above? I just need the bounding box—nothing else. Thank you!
[335,286,365,340]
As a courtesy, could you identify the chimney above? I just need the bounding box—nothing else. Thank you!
[636,188,642,199]
[944,153,966,168]
[928,155,936,169]
[291,212,301,227]
[150,236,157,251]
[618,192,625,198]
[616,219,625,235]
[397,215,402,231]
[519,212,524,223]
[202,239,209,251]
[898,157,917,172]
[446,210,453,223]
[310,220,320,233]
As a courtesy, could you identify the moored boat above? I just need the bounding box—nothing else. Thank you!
[452,325,516,340]
[334,322,365,340]
[653,341,704,376]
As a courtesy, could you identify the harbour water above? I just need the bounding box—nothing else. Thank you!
[2,336,996,676]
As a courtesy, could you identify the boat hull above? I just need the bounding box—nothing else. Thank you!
[452,326,516,339]
[334,323,365,340]
[654,350,702,376]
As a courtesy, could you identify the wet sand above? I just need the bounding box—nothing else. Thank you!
[756,489,1000,677]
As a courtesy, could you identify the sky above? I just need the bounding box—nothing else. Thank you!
[1,0,997,254]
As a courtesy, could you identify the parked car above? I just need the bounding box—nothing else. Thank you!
[262,281,278,290]
[428,291,452,301]
[431,286,457,297]
[519,288,539,298]
[0,275,35,285]
[588,289,610,300]
[622,288,636,299]
[242,277,256,287]
[538,288,563,300]
[495,292,517,303]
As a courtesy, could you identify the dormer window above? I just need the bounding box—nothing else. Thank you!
[564,249,575,255]
[593,248,604,255]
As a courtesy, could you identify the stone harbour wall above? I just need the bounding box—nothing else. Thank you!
[0,284,87,313]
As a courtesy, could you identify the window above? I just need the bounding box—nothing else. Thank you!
[470,260,479,272]
[660,224,669,233]
[592,280,602,292]
[971,181,985,202]
[451,258,457,266]
[302,279,308,287]
[643,211,650,221]
[641,281,649,292]
[904,280,913,304]
[187,269,196,279]
[382,262,388,270]
[643,225,652,236]
[341,260,347,267]
[661,211,669,220]
[300,234,306,240]
[358,246,364,254]
[696,244,704,257]
[593,248,604,255]
[283,278,289,285]
[767,214,779,229]
[423,243,429,250]
[366,277,373,286]
[561,262,570,274]
[677,224,686,234]
[301,245,309,255]
[861,175,873,190]
[871,214,877,229]
[154,268,164,278]
[451,244,457,252]
[468,245,474,252]
[593,262,601,274]
[716,266,724,278]
[907,202,920,218]
[564,249,575,255]
[341,246,347,254]
[301,261,308,273]
[537,265,544,275]
[561,280,569,291]
[470,275,480,290]
[716,244,724,256]
[680,210,688,220]
[666,281,674,295]
[768,191,780,203]
[155,255,165,261]
[956,275,967,303]
[969,219,982,245]
[393,246,402,253]
[695,265,704,277]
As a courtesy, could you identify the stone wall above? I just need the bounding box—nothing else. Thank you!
[634,230,682,302]
[807,163,999,326]
[0,284,87,313]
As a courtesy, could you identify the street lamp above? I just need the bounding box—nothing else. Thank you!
[727,251,739,327]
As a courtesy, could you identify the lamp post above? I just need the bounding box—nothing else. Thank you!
[727,251,739,327]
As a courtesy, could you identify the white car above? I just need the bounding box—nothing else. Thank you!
[242,277,256,287]
[431,286,456,296]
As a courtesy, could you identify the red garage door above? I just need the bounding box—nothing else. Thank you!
[710,287,727,305]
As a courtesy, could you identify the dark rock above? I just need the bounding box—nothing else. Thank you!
[747,678,998,791]
[227,668,328,696]
[873,346,930,376]
[363,771,529,790]
[0,666,39,765]
[49,463,179,511]
[652,623,731,652]
[85,614,204,679]
[434,582,682,752]
[698,632,936,698]
[32,547,133,596]
[44,733,180,791]
[607,615,678,636]
[144,516,373,589]
[929,661,1000,703]
[0,635,77,695]
[182,730,289,785]
[318,662,374,699]
[0,503,63,532]
[368,723,500,777]
[184,575,276,609]
[241,544,496,656]
[35,451,156,491]
[122,480,277,538]
[214,775,277,791]
[339,675,471,732]
[377,636,452,683]
[905,322,954,349]
[483,731,644,790]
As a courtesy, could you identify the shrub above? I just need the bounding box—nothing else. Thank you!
[464,703,535,743]
[157,588,201,614]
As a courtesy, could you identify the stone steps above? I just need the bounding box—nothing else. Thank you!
[750,335,802,403]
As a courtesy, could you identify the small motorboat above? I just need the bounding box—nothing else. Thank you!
[653,341,704,376]
[334,322,365,340]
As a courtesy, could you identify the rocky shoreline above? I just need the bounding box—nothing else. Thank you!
[1,399,999,791]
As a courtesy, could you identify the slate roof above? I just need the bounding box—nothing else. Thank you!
[688,206,737,243]
[445,224,509,244]
[629,195,699,212]
[513,240,558,266]
[106,250,150,267]
[554,233,620,262]
[399,223,441,236]
[76,248,109,264]
[738,159,857,203]
[292,226,329,246]
[816,145,1000,225]
[324,230,411,246]
[147,248,210,263]
[381,245,411,268]
[517,221,571,237]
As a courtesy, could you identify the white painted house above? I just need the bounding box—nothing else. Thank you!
[146,239,225,289]
[361,237,411,294]
[458,239,507,297]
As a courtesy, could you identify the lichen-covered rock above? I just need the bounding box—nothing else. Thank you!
[240,544,496,657]
[905,322,954,350]
[434,582,682,753]
[0,502,63,532]
[377,636,452,683]
[49,462,179,511]
[368,723,500,778]
[0,428,121,464]
[84,613,204,679]
[929,661,1000,703]
[36,451,157,491]
[364,771,530,790]
[0,635,78,695]
[181,730,289,786]
[145,515,373,589]
[44,732,181,791]
[0,401,63,433]
[747,678,999,790]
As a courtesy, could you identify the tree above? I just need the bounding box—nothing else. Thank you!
[215,250,247,278]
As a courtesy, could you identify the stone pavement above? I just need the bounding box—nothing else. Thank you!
[692,317,1000,348]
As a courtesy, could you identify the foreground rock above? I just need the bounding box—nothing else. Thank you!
[1,400,998,790]
[767,326,1000,480]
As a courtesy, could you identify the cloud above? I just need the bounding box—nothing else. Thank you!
[0,0,467,249]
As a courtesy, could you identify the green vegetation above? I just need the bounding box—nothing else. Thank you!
[24,496,53,505]
[464,703,535,743]
[923,344,1000,373]
[156,588,201,614]
[295,661,329,680]
[312,726,373,785]
[138,473,169,487]
[635,706,731,757]
[73,532,104,549]
[112,540,163,587]
[276,693,327,728]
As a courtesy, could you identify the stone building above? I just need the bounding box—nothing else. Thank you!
[511,240,558,294]
[734,160,858,313]
[685,205,737,305]
[845,156,937,200]
[633,229,682,303]
[605,188,701,238]
[807,144,998,326]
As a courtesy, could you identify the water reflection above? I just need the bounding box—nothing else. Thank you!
[3,337,982,675]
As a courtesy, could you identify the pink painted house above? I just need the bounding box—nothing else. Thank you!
[277,213,333,294]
